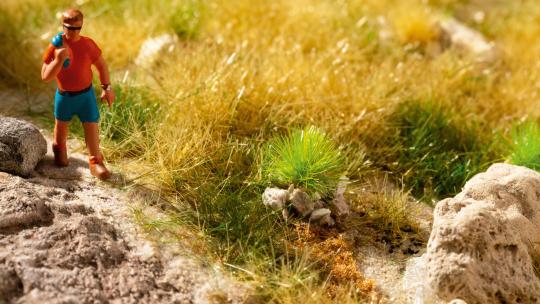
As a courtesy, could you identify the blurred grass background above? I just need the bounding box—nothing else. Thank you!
[2,0,540,301]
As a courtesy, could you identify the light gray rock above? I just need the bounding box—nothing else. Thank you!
[0,117,47,177]
[289,189,314,217]
[309,208,331,222]
[318,214,335,227]
[437,18,497,64]
[426,163,540,304]
[313,200,325,209]
[375,15,394,42]
[262,188,289,210]
[281,208,290,220]
[335,177,348,197]
[329,177,351,222]
[135,34,177,68]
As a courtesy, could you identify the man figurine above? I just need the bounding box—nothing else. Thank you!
[41,8,115,180]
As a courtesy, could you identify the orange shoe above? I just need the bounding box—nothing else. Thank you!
[89,153,110,180]
[52,143,68,167]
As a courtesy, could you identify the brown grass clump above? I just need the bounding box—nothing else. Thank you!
[292,223,375,299]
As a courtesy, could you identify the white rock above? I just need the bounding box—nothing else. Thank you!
[289,189,314,217]
[437,18,496,64]
[376,15,394,42]
[318,214,335,227]
[330,178,351,221]
[313,200,325,209]
[135,34,177,68]
[282,208,290,220]
[426,163,540,304]
[287,184,294,194]
[0,117,47,177]
[309,208,331,222]
[261,188,289,210]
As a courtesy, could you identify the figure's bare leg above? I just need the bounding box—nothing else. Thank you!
[54,119,70,147]
[82,122,100,157]
[53,119,69,166]
[82,122,110,180]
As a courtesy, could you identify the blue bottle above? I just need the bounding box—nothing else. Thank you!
[51,32,70,68]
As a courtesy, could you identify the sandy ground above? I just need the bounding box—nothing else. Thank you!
[347,177,437,303]
[0,90,250,304]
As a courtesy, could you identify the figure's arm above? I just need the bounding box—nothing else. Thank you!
[93,55,110,86]
[41,48,69,81]
[93,55,115,107]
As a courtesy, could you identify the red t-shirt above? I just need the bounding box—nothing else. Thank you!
[42,36,102,91]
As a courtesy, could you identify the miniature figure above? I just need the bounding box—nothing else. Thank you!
[41,8,115,180]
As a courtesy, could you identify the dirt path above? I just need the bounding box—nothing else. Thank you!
[0,90,249,304]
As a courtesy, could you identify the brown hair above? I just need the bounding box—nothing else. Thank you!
[62,8,83,24]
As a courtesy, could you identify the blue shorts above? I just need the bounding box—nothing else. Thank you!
[54,86,100,123]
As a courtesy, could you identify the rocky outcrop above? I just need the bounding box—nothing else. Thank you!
[0,117,47,177]
[426,163,540,304]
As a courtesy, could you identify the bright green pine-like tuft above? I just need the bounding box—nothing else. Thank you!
[509,120,540,171]
[263,126,345,196]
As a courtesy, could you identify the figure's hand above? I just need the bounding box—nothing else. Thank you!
[54,45,70,62]
[100,88,115,108]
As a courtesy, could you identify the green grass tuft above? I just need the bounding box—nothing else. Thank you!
[387,99,492,201]
[169,0,204,39]
[99,85,161,158]
[508,119,540,171]
[262,126,345,197]
[197,183,285,264]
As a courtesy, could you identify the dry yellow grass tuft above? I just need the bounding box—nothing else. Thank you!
[389,2,440,47]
